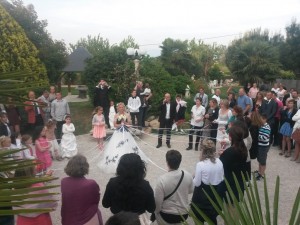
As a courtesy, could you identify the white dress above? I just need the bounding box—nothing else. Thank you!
[109,106,116,129]
[61,123,78,158]
[215,109,232,142]
[97,125,149,174]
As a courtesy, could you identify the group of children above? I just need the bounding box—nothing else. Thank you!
[0,115,78,175]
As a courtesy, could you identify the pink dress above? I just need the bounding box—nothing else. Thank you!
[35,137,52,171]
[92,114,106,139]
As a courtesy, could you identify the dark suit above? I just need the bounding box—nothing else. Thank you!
[158,101,176,145]
[0,122,11,137]
[94,85,111,128]
[260,99,277,145]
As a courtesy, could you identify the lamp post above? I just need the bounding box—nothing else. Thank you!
[126,48,146,77]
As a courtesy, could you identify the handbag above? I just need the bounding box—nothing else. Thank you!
[292,128,300,143]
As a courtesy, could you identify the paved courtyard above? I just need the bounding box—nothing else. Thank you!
[50,131,300,225]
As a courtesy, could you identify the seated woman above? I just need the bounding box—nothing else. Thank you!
[102,153,155,215]
[61,155,103,225]
[191,139,224,225]
[14,167,57,225]
[97,103,148,174]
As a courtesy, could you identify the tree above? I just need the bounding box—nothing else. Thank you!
[225,29,281,84]
[160,38,196,76]
[0,3,48,87]
[280,20,300,77]
[1,0,68,84]
[140,57,176,116]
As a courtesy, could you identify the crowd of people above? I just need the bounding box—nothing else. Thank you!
[1,81,300,225]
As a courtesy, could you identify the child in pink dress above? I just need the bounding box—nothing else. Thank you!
[33,126,52,173]
[92,106,106,150]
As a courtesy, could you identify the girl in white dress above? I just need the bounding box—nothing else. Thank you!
[109,100,116,129]
[213,99,232,150]
[97,102,149,174]
[61,115,77,159]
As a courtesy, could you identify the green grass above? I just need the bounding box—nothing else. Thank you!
[69,101,94,135]
[61,87,78,97]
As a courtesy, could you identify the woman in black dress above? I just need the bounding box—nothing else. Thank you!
[219,126,248,201]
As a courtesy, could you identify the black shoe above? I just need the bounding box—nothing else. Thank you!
[186,147,192,150]
[156,144,162,148]
[167,144,171,148]
[195,145,199,151]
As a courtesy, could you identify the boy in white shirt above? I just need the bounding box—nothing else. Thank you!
[127,90,141,127]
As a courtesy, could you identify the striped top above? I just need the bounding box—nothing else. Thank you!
[258,123,271,146]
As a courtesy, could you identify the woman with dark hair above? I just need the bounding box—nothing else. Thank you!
[227,92,236,109]
[219,126,248,201]
[253,92,264,111]
[105,212,141,225]
[191,139,224,225]
[227,105,244,128]
[61,154,103,225]
[102,153,155,215]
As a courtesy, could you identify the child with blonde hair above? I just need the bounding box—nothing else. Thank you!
[92,106,106,150]
[33,126,52,173]
[45,119,62,161]
[20,134,35,159]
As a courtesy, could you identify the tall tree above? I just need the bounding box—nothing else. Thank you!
[0,3,47,86]
[1,0,68,84]
[160,38,196,76]
[280,20,300,77]
[225,29,281,84]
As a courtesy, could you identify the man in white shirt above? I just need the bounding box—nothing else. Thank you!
[157,93,176,148]
[153,150,193,225]
[212,89,221,105]
[51,92,70,143]
[127,90,141,127]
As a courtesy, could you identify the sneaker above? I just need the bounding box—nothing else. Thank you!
[256,174,264,181]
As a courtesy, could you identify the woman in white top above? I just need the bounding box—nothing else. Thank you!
[191,139,224,225]
[292,110,300,162]
[277,84,287,101]
[186,98,206,151]
[213,99,232,146]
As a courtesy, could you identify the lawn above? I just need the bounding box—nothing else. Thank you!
[69,101,94,135]
[61,87,78,97]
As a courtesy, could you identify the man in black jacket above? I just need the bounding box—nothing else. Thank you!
[259,91,277,145]
[157,93,176,148]
[94,80,111,129]
[0,112,11,137]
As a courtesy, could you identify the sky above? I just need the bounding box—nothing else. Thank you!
[21,0,300,56]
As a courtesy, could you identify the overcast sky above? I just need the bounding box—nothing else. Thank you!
[22,0,300,56]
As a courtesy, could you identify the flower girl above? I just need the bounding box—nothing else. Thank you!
[61,115,77,159]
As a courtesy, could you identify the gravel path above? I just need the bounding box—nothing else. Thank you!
[50,132,300,225]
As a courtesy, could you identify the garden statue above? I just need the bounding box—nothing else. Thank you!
[185,85,190,98]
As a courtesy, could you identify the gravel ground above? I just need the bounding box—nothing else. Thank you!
[50,131,300,225]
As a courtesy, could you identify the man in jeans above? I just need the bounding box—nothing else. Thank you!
[153,150,193,225]
[51,92,70,143]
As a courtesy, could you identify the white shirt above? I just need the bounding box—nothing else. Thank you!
[191,105,206,127]
[165,103,170,119]
[212,95,221,105]
[127,96,141,113]
[193,158,224,187]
